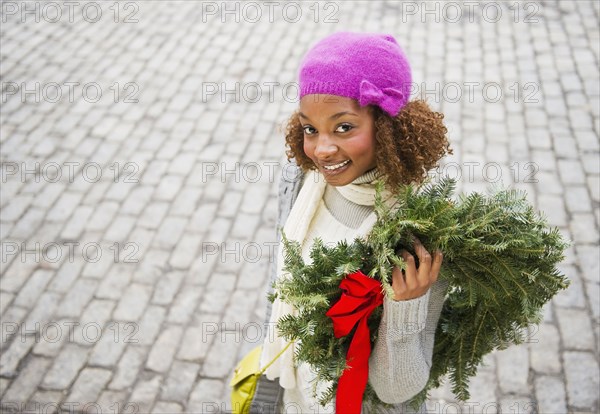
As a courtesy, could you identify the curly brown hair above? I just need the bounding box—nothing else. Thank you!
[283,99,453,191]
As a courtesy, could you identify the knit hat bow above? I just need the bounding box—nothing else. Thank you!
[358,80,405,118]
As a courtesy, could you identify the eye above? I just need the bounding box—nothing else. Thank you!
[302,125,317,135]
[336,123,354,133]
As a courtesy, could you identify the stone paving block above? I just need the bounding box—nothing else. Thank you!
[109,346,149,391]
[563,351,599,410]
[96,262,134,299]
[88,322,131,367]
[66,367,112,405]
[0,259,38,293]
[29,390,63,413]
[161,360,200,402]
[152,401,183,413]
[534,375,567,414]
[171,187,202,216]
[498,395,536,414]
[188,378,224,413]
[565,185,593,213]
[13,269,53,307]
[146,325,183,373]
[529,323,562,374]
[201,334,240,379]
[575,244,600,283]
[154,175,184,201]
[558,159,586,185]
[496,345,530,394]
[556,307,596,351]
[9,208,45,239]
[151,271,184,306]
[188,202,219,233]
[113,283,153,322]
[167,288,202,325]
[199,273,236,315]
[169,235,202,269]
[128,374,162,414]
[41,344,90,390]
[0,334,36,378]
[138,202,170,229]
[153,216,188,250]
[104,215,137,243]
[121,186,154,215]
[570,213,599,244]
[96,390,128,414]
[22,291,61,333]
[45,192,83,222]
[177,325,214,362]
[1,356,51,405]
[56,279,99,318]
[59,205,94,240]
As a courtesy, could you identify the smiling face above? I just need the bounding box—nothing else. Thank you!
[299,94,377,186]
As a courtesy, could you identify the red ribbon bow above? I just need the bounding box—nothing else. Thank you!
[325,270,384,414]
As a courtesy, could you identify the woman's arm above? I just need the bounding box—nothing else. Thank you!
[368,237,447,403]
[368,278,448,403]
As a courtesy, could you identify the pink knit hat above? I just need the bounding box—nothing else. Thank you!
[299,31,412,117]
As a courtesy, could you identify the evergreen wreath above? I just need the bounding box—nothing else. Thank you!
[270,176,570,411]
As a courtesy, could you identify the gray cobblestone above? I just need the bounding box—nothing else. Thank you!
[0,335,36,377]
[56,279,98,318]
[146,326,183,373]
[188,379,224,412]
[113,283,152,322]
[41,344,90,390]
[570,213,599,244]
[152,401,183,413]
[167,288,201,325]
[151,271,184,306]
[530,323,562,374]
[128,374,162,414]
[109,346,148,391]
[66,367,112,404]
[96,263,134,300]
[563,351,599,410]
[161,360,200,402]
[2,357,51,404]
[534,375,567,414]
[496,345,529,394]
[556,307,596,351]
[13,269,53,307]
[136,306,166,346]
[96,390,128,414]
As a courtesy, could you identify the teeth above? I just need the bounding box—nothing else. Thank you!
[323,160,350,170]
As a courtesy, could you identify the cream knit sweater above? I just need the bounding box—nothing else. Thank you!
[281,169,449,413]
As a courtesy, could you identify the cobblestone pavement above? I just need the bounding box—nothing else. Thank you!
[0,1,598,413]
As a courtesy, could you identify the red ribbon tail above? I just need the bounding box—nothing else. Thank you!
[335,315,372,414]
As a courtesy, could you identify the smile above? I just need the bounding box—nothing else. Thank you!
[322,160,350,170]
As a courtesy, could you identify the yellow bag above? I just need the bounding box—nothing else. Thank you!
[230,343,292,414]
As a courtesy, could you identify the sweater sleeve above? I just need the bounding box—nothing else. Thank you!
[368,279,449,404]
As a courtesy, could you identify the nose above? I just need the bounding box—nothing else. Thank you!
[314,133,338,158]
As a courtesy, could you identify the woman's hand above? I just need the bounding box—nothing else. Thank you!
[391,237,443,301]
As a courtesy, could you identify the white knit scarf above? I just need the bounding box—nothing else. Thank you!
[261,169,395,388]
